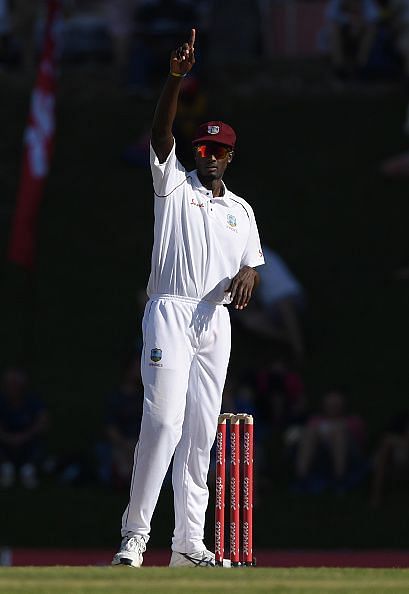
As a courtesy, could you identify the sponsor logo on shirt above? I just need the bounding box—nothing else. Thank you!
[227,214,237,227]
[226,213,238,233]
[190,198,204,208]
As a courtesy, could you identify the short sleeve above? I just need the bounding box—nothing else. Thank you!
[240,207,265,269]
[150,139,187,197]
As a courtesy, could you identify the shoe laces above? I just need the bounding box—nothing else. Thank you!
[183,550,215,567]
[124,535,146,554]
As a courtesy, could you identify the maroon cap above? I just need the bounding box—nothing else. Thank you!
[192,121,236,148]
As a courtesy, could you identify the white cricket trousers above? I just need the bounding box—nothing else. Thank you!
[121,294,231,554]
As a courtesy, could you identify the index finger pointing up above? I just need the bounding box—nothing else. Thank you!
[189,28,196,49]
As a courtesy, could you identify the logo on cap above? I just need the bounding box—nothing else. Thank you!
[208,125,220,135]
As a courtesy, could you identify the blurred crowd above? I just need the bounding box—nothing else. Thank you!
[2,262,408,511]
[3,0,409,180]
[1,0,409,85]
[3,0,409,181]
[2,361,409,511]
[1,0,408,511]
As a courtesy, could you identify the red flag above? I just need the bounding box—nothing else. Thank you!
[7,0,61,270]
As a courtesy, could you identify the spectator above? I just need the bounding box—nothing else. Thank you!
[256,357,307,430]
[221,375,257,418]
[326,0,380,79]
[0,0,10,64]
[236,245,306,363]
[137,0,199,36]
[103,0,139,84]
[124,0,202,93]
[98,357,143,488]
[381,149,409,175]
[380,1,409,175]
[370,411,409,508]
[253,358,307,486]
[0,368,49,489]
[389,0,409,79]
[294,389,366,493]
[11,0,42,74]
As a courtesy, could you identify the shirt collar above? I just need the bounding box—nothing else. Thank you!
[188,169,230,203]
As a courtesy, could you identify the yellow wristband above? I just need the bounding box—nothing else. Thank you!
[169,71,187,78]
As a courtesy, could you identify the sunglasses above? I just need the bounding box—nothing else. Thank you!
[195,144,232,159]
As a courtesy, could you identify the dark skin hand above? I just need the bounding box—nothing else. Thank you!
[171,28,196,75]
[227,266,259,310]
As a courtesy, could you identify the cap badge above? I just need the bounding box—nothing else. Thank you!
[208,125,220,135]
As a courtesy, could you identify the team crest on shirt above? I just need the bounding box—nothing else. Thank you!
[208,125,220,135]
[150,348,162,363]
[227,214,237,227]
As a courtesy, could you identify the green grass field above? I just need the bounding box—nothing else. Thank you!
[1,567,409,594]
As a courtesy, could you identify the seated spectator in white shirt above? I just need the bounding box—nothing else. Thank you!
[237,245,305,363]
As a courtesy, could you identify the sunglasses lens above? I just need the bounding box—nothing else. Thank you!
[214,146,229,159]
[196,144,229,159]
[196,144,209,158]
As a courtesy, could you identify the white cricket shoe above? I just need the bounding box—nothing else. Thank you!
[111,534,146,567]
[169,549,231,568]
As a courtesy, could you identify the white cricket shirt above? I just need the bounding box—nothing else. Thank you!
[147,140,264,304]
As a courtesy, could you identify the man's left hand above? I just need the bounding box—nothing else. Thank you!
[226,266,258,310]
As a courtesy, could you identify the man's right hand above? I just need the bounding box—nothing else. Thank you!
[170,28,196,77]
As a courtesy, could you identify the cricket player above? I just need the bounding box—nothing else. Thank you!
[112,29,264,568]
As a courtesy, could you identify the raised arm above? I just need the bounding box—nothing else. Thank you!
[151,28,196,164]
